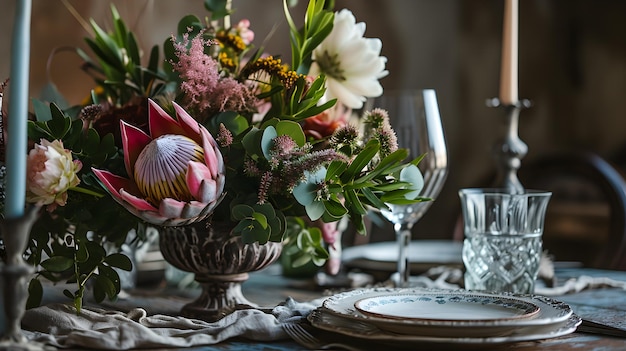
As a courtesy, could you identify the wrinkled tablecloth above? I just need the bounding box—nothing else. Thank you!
[23,297,324,350]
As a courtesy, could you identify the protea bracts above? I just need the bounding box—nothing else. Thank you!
[92,99,225,226]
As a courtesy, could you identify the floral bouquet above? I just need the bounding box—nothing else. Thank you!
[2,0,429,311]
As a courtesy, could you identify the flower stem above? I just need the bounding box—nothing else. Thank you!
[69,186,105,198]
[224,0,232,28]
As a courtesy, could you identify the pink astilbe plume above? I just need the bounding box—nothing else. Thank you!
[172,32,259,120]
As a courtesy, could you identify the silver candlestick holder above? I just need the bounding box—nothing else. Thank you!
[0,205,52,351]
[487,98,532,194]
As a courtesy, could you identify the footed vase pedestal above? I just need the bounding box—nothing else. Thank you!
[159,221,282,322]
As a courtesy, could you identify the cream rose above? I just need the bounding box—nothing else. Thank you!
[26,139,82,208]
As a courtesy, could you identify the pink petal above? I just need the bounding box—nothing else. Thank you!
[198,179,218,203]
[159,198,185,218]
[120,120,152,179]
[148,99,185,139]
[119,189,158,212]
[172,101,202,144]
[186,161,214,201]
[201,128,222,178]
[139,210,169,225]
[181,201,205,219]
[92,168,133,199]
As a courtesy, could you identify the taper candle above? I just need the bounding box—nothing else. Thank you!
[499,0,519,105]
[5,0,32,219]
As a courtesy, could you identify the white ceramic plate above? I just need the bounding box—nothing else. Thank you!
[321,287,573,337]
[355,293,541,321]
[308,308,581,347]
[342,240,463,273]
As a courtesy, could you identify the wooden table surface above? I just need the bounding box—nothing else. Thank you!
[51,264,626,351]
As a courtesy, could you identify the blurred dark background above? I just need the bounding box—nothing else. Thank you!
[1,0,625,251]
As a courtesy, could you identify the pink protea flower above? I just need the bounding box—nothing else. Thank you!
[92,99,225,226]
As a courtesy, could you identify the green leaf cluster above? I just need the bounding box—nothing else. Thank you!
[27,226,134,312]
[29,100,118,169]
[204,0,231,21]
[22,100,143,312]
[281,217,329,268]
[263,75,337,123]
[79,4,168,106]
[295,139,430,235]
[284,0,335,74]
[231,203,285,244]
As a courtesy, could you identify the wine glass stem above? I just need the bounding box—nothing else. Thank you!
[395,222,413,288]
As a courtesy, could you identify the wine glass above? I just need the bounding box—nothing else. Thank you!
[366,89,448,287]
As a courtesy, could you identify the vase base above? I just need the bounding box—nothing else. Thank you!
[180,273,258,322]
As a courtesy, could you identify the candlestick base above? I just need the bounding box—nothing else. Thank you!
[0,205,46,349]
[486,98,532,193]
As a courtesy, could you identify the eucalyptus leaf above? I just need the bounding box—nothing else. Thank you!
[275,120,306,146]
[251,212,269,229]
[260,126,278,160]
[400,164,424,199]
[305,201,325,221]
[204,0,230,20]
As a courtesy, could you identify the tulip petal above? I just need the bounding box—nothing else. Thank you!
[148,99,185,138]
[120,121,152,180]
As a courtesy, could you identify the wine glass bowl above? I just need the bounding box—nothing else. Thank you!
[366,89,448,287]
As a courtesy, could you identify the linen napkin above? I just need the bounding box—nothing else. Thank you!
[22,297,324,350]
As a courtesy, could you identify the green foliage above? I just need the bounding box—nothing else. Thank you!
[266,75,337,122]
[23,100,142,312]
[78,4,168,106]
[282,217,329,268]
[284,0,335,73]
[231,203,286,243]
[30,0,431,282]
[204,0,231,21]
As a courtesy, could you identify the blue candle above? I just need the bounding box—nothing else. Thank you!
[5,0,32,219]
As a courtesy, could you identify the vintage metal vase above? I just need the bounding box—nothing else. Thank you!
[159,221,282,322]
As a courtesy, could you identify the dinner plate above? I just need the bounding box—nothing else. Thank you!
[355,293,541,321]
[342,240,463,274]
[308,308,581,347]
[321,287,573,337]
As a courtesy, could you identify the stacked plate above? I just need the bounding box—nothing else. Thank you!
[308,287,581,347]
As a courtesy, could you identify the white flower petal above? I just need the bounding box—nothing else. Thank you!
[311,9,387,109]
